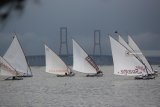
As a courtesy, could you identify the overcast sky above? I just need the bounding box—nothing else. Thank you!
[0,0,160,56]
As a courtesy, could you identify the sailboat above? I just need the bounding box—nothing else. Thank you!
[72,39,103,77]
[0,56,23,80]
[3,35,32,77]
[119,35,153,75]
[127,36,157,77]
[118,35,155,79]
[45,44,74,77]
[110,35,155,80]
[110,36,151,79]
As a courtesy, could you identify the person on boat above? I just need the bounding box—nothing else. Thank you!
[70,71,74,74]
[12,76,16,80]
[67,71,75,76]
[154,70,158,75]
[97,70,103,74]
[65,71,72,75]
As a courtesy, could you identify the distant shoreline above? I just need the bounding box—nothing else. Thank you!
[26,55,160,66]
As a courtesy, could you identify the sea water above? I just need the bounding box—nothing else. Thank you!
[0,66,160,107]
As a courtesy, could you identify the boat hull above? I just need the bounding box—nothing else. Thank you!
[5,76,23,80]
[56,73,75,77]
[86,73,103,77]
[134,75,155,80]
[18,75,33,77]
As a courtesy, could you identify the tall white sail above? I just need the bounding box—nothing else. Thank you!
[45,45,69,75]
[72,39,97,74]
[110,36,147,76]
[3,36,32,76]
[128,36,154,74]
[118,35,153,74]
[118,35,134,54]
[0,56,17,76]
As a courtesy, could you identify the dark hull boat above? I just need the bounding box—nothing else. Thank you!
[135,75,155,80]
[5,76,23,80]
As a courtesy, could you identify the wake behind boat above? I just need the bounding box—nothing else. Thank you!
[45,45,75,77]
[72,39,103,77]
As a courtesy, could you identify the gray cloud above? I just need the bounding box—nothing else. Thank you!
[0,0,160,55]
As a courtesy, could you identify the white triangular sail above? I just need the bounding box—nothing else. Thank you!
[110,36,147,76]
[72,39,97,74]
[3,36,32,76]
[45,45,70,75]
[118,35,135,54]
[118,35,152,75]
[0,56,18,76]
[128,36,154,74]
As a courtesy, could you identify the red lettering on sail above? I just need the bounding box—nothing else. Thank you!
[120,66,145,75]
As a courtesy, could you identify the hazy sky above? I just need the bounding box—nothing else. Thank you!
[0,0,160,56]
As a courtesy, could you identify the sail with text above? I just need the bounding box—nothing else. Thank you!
[110,36,147,76]
[128,35,154,74]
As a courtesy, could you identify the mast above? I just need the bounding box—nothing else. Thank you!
[85,56,99,72]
